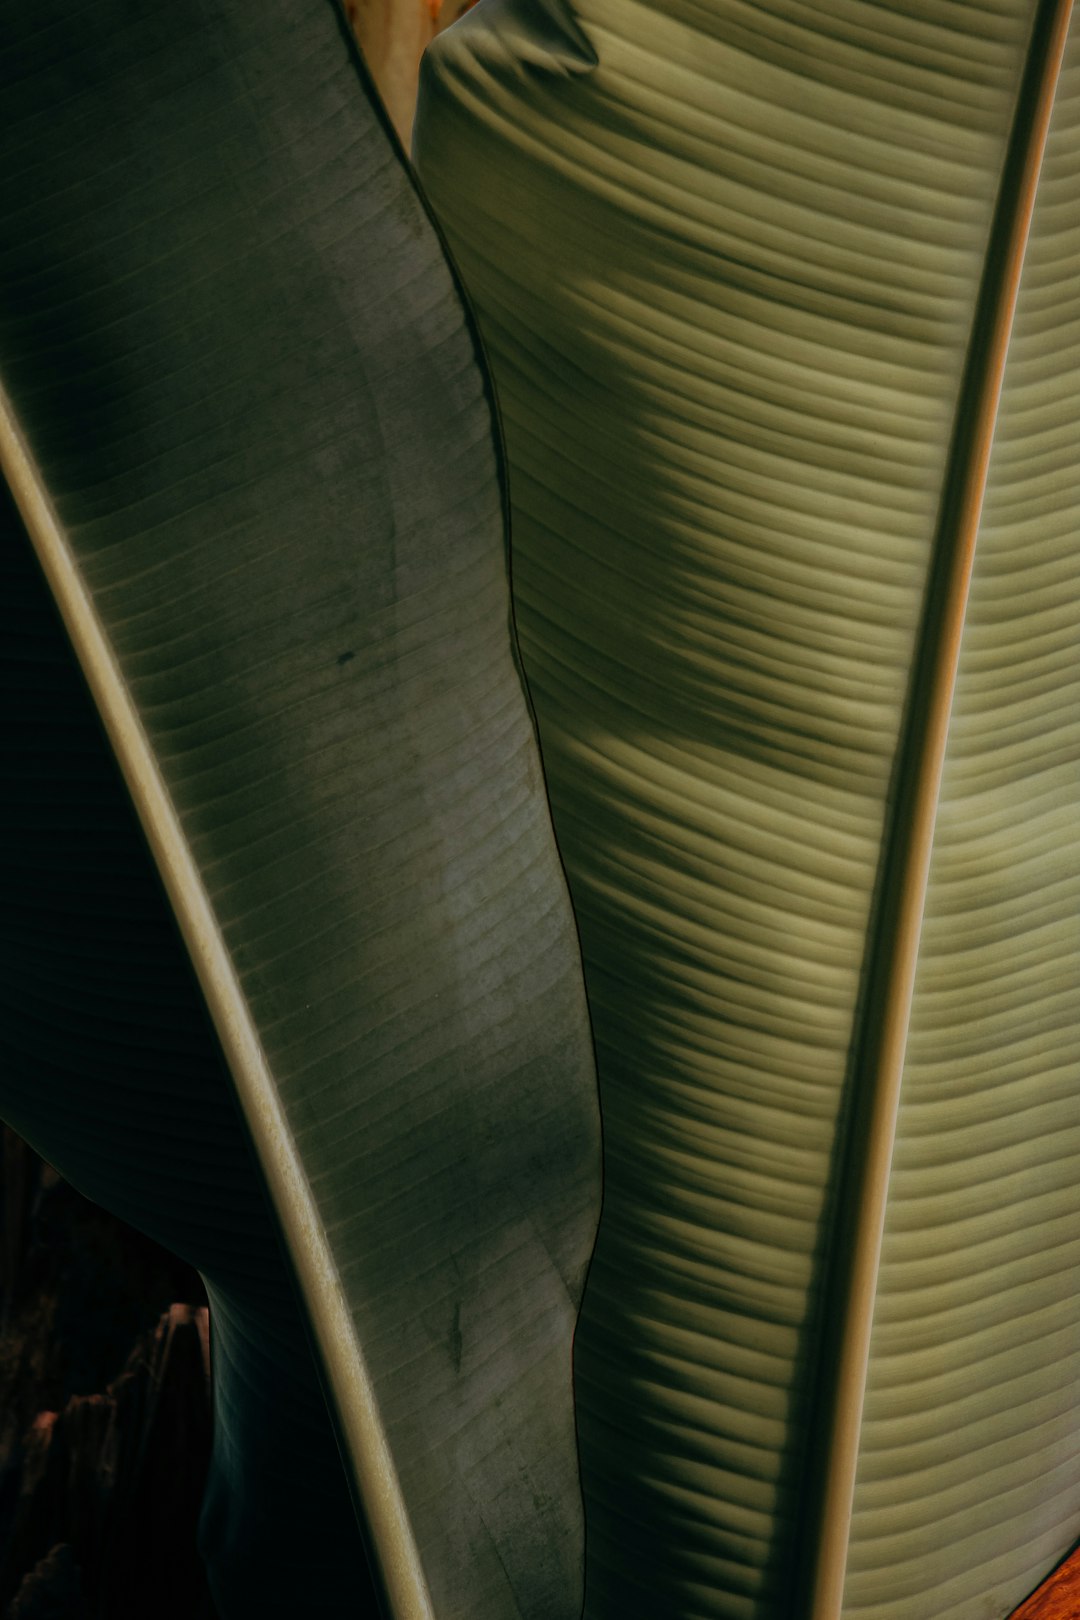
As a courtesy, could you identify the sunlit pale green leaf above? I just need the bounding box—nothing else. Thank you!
[415,2,1080,1616]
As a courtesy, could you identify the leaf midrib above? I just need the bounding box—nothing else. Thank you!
[795,4,1076,1615]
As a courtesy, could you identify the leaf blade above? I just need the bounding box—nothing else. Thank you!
[0,3,600,1615]
[801,4,1074,1612]
[414,2,1075,1614]
[845,21,1080,1618]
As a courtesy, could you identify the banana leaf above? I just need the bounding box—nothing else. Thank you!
[0,3,600,1618]
[415,1,1080,1615]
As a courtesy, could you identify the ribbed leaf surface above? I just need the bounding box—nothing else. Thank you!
[846,35,1080,1620]
[415,2,1079,1616]
[0,3,599,1617]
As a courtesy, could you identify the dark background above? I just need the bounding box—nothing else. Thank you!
[0,1125,217,1620]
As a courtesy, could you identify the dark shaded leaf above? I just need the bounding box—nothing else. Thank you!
[0,2,600,1616]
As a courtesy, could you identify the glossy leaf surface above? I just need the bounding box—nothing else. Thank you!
[415,2,1080,1615]
[0,3,600,1617]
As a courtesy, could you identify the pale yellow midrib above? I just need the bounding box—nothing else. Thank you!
[0,386,435,1620]
[801,3,1075,1617]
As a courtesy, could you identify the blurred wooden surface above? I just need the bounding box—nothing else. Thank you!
[1011,1546,1080,1619]
[344,0,475,145]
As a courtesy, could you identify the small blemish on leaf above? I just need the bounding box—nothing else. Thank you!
[336,650,355,666]
[449,1303,463,1373]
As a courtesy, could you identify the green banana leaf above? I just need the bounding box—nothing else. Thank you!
[0,3,600,1618]
[414,1,1080,1616]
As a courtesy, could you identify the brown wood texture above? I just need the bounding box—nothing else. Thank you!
[1012,1546,1080,1619]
